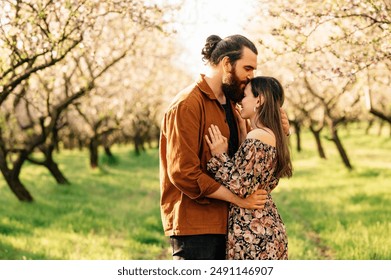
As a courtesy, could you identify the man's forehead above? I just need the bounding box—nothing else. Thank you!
[239,47,257,68]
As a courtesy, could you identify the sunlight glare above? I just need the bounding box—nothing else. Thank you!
[175,0,258,77]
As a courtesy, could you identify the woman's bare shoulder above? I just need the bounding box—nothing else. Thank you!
[246,128,276,147]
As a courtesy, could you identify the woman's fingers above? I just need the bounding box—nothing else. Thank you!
[209,125,220,141]
[207,125,227,145]
[212,124,221,137]
[205,125,229,156]
[205,135,211,146]
[212,125,224,142]
[208,127,216,142]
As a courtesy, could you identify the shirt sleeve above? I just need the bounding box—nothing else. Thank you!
[164,101,221,200]
[207,139,269,198]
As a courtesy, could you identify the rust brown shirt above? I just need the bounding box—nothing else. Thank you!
[159,74,242,236]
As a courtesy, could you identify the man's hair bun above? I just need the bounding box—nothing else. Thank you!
[201,35,222,62]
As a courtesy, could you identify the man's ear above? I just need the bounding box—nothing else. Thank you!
[222,56,232,73]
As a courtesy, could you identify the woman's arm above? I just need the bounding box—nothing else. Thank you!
[205,125,269,198]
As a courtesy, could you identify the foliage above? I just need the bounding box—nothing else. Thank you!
[263,0,391,77]
[247,0,391,169]
[249,0,391,122]
[0,0,192,200]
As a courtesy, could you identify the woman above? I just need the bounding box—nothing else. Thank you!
[205,76,293,260]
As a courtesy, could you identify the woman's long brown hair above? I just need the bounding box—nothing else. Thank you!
[250,76,292,178]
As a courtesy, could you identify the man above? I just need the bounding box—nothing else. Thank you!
[160,34,289,260]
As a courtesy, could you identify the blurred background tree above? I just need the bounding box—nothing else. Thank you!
[0,0,192,201]
[247,0,390,169]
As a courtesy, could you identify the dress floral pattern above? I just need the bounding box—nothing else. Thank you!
[207,138,288,260]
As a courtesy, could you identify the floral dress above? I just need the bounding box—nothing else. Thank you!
[207,138,288,260]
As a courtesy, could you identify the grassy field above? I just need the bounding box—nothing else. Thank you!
[276,125,391,259]
[0,146,170,260]
[0,125,390,260]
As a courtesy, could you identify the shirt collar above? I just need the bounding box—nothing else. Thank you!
[196,74,218,100]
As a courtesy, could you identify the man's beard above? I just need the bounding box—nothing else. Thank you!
[222,69,247,103]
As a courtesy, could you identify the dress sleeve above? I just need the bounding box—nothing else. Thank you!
[207,139,273,198]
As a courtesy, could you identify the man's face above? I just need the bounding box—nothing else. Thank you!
[222,67,246,103]
[221,47,257,103]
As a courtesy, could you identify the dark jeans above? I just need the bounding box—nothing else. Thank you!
[170,234,226,260]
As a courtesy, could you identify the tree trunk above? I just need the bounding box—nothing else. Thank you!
[104,145,113,157]
[365,89,391,125]
[42,145,69,185]
[28,148,70,185]
[0,149,33,202]
[330,123,353,170]
[1,170,33,202]
[78,139,84,151]
[134,133,143,156]
[292,121,302,152]
[53,125,60,153]
[156,131,160,148]
[369,108,391,124]
[43,133,70,184]
[365,119,374,135]
[134,138,140,155]
[89,138,99,168]
[378,120,384,136]
[46,161,70,184]
[309,126,326,159]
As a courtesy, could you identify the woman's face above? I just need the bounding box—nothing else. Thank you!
[240,83,260,119]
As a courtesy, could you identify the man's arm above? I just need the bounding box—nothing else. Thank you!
[207,186,267,210]
[164,102,222,199]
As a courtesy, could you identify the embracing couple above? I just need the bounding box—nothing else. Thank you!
[159,34,292,260]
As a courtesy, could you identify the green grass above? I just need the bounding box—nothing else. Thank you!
[0,146,170,260]
[275,124,391,259]
[0,124,390,260]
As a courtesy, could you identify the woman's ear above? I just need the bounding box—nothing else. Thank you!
[258,95,264,107]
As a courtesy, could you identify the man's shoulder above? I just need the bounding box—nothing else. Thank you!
[179,82,202,98]
[169,83,205,109]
